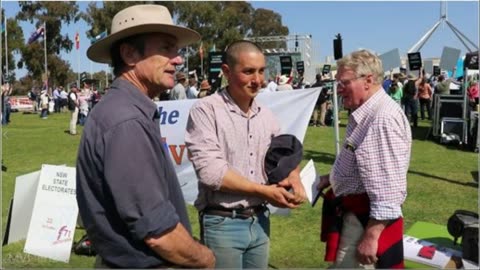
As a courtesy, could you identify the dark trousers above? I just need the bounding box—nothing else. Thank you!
[419,98,431,120]
[54,99,61,113]
[404,97,418,127]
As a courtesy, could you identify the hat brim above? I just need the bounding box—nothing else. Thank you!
[87,24,201,64]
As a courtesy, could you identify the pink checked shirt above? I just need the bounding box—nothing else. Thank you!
[330,89,412,220]
[185,90,280,211]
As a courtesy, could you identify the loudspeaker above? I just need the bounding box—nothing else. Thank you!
[333,38,343,60]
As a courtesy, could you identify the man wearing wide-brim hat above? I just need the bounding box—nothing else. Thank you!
[76,4,215,269]
[169,72,187,100]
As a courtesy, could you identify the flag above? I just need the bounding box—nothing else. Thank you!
[27,26,44,44]
[199,42,204,60]
[75,32,80,50]
[90,30,108,44]
[1,23,5,34]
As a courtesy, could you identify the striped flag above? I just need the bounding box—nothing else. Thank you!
[27,26,44,44]
[75,32,80,50]
[90,30,107,44]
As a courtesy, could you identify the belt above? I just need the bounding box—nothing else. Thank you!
[202,205,267,219]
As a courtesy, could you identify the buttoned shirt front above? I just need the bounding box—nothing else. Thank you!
[185,89,280,211]
[330,89,411,220]
[76,78,191,268]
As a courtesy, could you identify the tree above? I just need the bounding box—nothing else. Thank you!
[82,1,290,77]
[1,9,25,84]
[16,1,80,88]
[250,8,289,49]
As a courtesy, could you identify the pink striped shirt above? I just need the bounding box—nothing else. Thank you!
[185,90,280,211]
[330,89,412,220]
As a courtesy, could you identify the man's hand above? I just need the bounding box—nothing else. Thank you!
[277,167,307,205]
[261,184,299,208]
[356,235,378,265]
[316,174,330,193]
[356,219,389,266]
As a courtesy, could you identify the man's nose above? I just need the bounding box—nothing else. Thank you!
[172,55,183,65]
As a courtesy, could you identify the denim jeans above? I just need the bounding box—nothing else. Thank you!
[201,209,270,268]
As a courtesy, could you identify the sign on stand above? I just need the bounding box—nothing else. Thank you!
[379,48,401,72]
[23,165,78,263]
[440,46,461,71]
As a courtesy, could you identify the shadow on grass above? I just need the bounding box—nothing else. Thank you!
[409,170,479,188]
[304,150,336,165]
[411,125,432,141]
[471,171,479,182]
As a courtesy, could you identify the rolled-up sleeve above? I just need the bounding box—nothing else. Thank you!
[185,103,229,190]
[103,119,179,240]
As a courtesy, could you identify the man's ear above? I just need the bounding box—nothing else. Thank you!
[119,43,140,67]
[221,64,230,80]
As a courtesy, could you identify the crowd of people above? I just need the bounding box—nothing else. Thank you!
[382,67,479,128]
[72,4,417,269]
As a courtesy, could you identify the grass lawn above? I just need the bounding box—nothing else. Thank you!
[1,110,478,268]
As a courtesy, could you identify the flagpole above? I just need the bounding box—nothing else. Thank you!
[77,30,80,87]
[5,16,8,82]
[43,22,48,90]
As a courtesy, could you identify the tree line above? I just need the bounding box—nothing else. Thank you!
[2,1,289,95]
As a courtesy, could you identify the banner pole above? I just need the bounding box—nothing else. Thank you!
[332,82,340,156]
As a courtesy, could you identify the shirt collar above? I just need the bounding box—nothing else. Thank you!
[350,88,385,125]
[220,88,261,117]
[110,78,159,120]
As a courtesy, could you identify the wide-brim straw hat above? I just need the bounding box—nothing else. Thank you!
[87,5,201,64]
[278,75,289,85]
[407,73,418,80]
[175,72,186,81]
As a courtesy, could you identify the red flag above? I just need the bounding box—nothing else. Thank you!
[75,32,80,50]
[199,42,204,60]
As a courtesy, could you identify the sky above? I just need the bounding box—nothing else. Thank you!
[2,0,479,79]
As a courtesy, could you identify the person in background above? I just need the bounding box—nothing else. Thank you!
[170,72,187,100]
[1,83,12,125]
[68,84,79,135]
[467,78,479,109]
[317,49,411,269]
[53,86,61,113]
[402,71,422,127]
[78,91,89,126]
[389,75,403,106]
[39,89,49,119]
[417,77,433,120]
[197,79,211,98]
[91,86,101,108]
[276,75,294,91]
[76,4,215,268]
[60,87,69,112]
[310,73,329,127]
[186,74,199,99]
[185,40,306,269]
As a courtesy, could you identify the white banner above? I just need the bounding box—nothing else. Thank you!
[24,165,78,263]
[156,88,321,203]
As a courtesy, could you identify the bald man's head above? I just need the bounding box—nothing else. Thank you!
[225,40,263,67]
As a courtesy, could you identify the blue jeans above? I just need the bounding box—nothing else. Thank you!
[201,209,270,268]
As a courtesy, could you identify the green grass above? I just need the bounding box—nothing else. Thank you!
[1,111,478,268]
